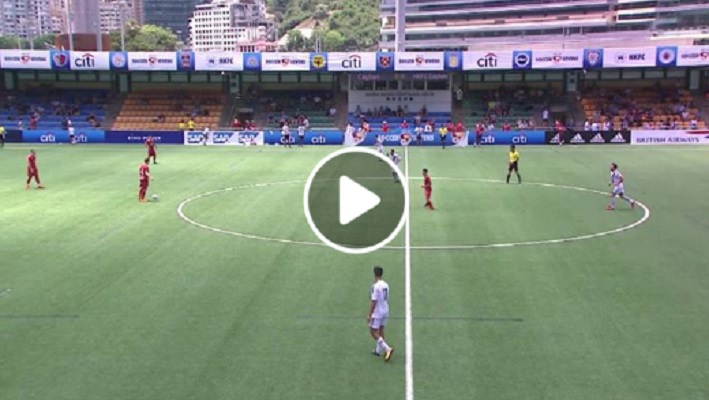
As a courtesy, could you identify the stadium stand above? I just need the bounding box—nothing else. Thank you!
[0,89,109,130]
[461,85,558,130]
[580,81,707,130]
[254,90,337,129]
[112,90,223,131]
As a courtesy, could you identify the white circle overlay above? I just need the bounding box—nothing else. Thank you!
[177,178,650,251]
[301,147,410,255]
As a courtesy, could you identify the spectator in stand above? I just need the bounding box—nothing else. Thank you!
[591,120,600,131]
[583,119,591,131]
[542,108,549,126]
[329,106,336,117]
[232,118,242,129]
[455,87,463,102]
[414,113,422,125]
[178,119,186,130]
[400,120,409,134]
[690,118,698,129]
[423,120,432,136]
[502,122,511,131]
[29,115,37,130]
[187,119,196,131]
[421,105,427,116]
[603,120,612,131]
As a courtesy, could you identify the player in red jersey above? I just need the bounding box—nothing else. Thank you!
[25,149,44,190]
[145,136,157,164]
[421,168,434,210]
[138,158,151,202]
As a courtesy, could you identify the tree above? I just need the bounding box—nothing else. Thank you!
[322,30,345,51]
[286,29,314,51]
[314,3,329,20]
[0,36,28,49]
[109,23,178,51]
[33,34,56,50]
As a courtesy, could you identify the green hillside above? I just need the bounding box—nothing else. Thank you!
[268,0,379,50]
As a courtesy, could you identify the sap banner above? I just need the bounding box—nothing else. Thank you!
[184,130,264,146]
[631,130,709,146]
[22,129,105,143]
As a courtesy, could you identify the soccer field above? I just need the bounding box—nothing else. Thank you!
[1,144,708,400]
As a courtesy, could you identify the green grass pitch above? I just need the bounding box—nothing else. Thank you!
[1,144,708,400]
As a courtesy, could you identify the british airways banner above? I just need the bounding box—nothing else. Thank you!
[603,47,655,68]
[194,52,243,71]
[395,52,445,71]
[463,51,513,70]
[327,52,376,71]
[532,49,583,69]
[69,52,111,70]
[127,52,177,71]
[1,50,51,69]
[261,52,310,71]
[676,46,709,67]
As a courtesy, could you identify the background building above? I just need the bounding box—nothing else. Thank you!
[189,0,274,52]
[99,0,141,33]
[71,0,101,34]
[0,0,53,40]
[380,0,709,51]
[144,0,204,40]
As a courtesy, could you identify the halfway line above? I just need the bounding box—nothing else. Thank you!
[404,146,414,400]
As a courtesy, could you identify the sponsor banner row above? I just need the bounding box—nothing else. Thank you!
[184,130,264,145]
[545,131,631,145]
[630,130,709,146]
[19,129,185,144]
[349,130,546,146]
[1,47,705,71]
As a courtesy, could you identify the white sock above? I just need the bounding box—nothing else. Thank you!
[377,337,390,352]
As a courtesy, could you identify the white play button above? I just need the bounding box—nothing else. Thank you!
[303,147,409,254]
[339,176,381,225]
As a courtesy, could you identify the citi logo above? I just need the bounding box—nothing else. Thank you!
[342,55,361,69]
[310,135,326,144]
[477,53,497,68]
[74,54,95,68]
[40,134,56,142]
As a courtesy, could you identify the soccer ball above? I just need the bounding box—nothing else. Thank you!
[151,194,159,201]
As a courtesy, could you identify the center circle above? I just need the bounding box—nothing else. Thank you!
[176,178,650,251]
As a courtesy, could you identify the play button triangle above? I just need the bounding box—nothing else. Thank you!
[339,176,381,225]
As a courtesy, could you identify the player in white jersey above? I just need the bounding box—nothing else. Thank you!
[375,135,384,155]
[607,162,636,211]
[389,149,401,183]
[368,266,393,362]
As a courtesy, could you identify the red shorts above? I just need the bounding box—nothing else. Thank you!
[140,180,149,189]
[425,189,432,199]
[148,149,156,156]
[27,168,38,177]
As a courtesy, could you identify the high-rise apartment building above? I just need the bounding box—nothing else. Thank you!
[0,0,53,40]
[380,0,709,51]
[189,0,273,52]
[144,0,204,40]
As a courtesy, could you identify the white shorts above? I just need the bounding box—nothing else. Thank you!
[377,145,383,153]
[612,185,625,196]
[370,316,388,330]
